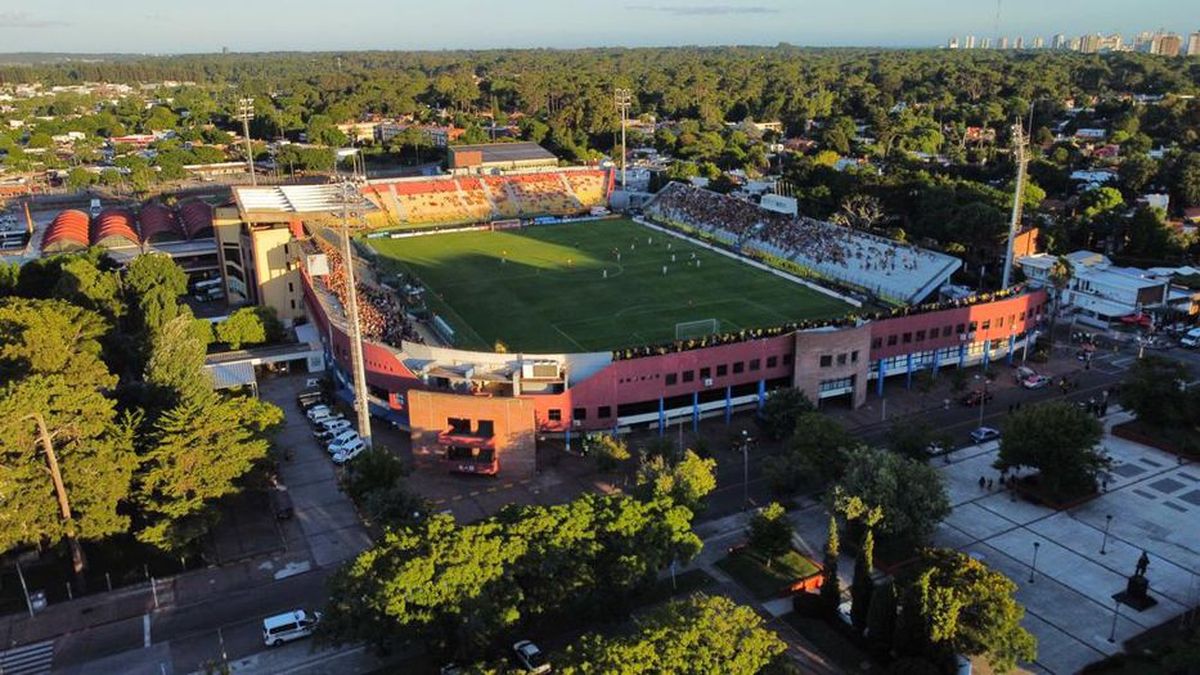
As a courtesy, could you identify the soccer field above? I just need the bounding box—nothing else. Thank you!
[367,219,852,353]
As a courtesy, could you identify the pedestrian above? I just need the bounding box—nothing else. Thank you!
[979,476,986,489]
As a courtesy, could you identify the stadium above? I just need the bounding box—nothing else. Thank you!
[13,146,1047,480]
[279,157,1048,480]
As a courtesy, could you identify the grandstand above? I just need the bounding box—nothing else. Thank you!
[645,183,961,305]
[39,200,219,255]
[361,168,612,230]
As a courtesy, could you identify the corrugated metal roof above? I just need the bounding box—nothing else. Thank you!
[204,361,256,390]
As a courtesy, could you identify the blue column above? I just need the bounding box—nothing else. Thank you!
[983,344,990,369]
[958,344,966,369]
[933,349,941,377]
[565,426,572,452]
[905,353,914,389]
[692,391,700,432]
[724,386,733,425]
[658,397,666,436]
[757,380,767,410]
[1007,335,1016,365]
[877,359,886,397]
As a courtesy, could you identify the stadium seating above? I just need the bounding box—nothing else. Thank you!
[645,183,960,304]
[359,169,611,228]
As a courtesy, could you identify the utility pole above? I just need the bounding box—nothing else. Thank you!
[1001,119,1028,289]
[338,181,373,448]
[238,97,257,186]
[614,88,632,192]
[27,412,87,587]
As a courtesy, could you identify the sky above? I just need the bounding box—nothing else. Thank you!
[0,0,1195,54]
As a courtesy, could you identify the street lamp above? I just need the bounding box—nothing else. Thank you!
[740,430,753,511]
[1108,598,1120,643]
[974,374,989,429]
[1028,541,1041,583]
[1100,514,1113,555]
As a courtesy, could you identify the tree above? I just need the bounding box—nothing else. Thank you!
[996,402,1105,500]
[215,306,281,350]
[1177,152,1200,207]
[758,388,814,441]
[144,312,210,405]
[747,502,792,568]
[0,299,137,582]
[1124,206,1178,259]
[135,390,282,552]
[865,577,897,654]
[588,433,631,472]
[763,412,856,492]
[835,489,883,635]
[1120,355,1195,430]
[898,549,1037,673]
[830,193,885,230]
[819,515,841,616]
[834,446,949,546]
[1046,254,1073,341]
[124,253,188,336]
[559,595,786,675]
[635,449,717,513]
[1118,154,1158,195]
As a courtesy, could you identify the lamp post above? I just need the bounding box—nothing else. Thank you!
[1108,598,1120,643]
[614,88,632,191]
[974,374,989,429]
[1028,541,1041,583]
[1100,514,1113,555]
[740,430,752,511]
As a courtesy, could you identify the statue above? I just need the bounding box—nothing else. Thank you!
[1117,550,1157,611]
[1135,550,1150,578]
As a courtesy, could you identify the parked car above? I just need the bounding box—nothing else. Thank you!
[960,390,994,407]
[305,404,332,421]
[261,609,321,646]
[315,418,351,438]
[331,439,367,464]
[325,430,359,452]
[327,434,364,455]
[1013,366,1037,383]
[970,426,1001,444]
[1022,375,1051,389]
[1179,328,1200,348]
[512,640,551,674]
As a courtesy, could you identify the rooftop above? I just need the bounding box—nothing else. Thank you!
[232,184,376,221]
[450,142,556,165]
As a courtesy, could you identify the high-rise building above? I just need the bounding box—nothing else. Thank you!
[1070,36,1082,51]
[981,37,992,49]
[1155,33,1182,57]
[1053,33,1067,49]
[948,36,959,49]
[1080,34,1102,53]
[1033,36,1045,49]
[965,34,976,49]
[1188,32,1200,56]
[1014,36,1025,49]
[999,36,1010,49]
[1135,31,1155,52]
[1099,34,1123,52]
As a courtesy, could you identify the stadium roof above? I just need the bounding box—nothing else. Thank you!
[450,142,556,165]
[233,184,377,222]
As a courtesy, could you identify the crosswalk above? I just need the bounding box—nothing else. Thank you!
[0,639,54,675]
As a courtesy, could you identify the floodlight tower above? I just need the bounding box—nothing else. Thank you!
[337,180,373,448]
[614,88,633,191]
[238,97,257,186]
[1001,120,1029,289]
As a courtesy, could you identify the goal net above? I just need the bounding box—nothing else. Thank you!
[675,318,720,340]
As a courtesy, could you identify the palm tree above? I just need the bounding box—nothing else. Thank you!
[1047,255,1073,348]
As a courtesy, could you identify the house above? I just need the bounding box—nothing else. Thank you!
[1017,250,1170,327]
[1075,128,1108,142]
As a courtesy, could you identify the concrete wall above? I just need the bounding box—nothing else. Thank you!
[408,389,537,479]
[793,325,872,407]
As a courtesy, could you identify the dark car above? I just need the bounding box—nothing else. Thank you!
[960,390,994,407]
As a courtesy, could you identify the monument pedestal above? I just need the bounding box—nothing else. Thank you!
[1113,574,1157,611]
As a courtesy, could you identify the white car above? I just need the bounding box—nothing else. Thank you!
[325,430,359,453]
[970,426,1001,444]
[331,438,367,464]
[512,640,550,674]
[305,405,332,421]
[1022,375,1051,389]
[315,418,351,437]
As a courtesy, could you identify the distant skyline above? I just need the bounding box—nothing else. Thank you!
[0,1,1194,54]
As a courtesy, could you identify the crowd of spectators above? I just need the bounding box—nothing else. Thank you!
[647,182,935,278]
[313,238,424,348]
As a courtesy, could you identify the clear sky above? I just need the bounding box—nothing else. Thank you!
[0,0,1194,54]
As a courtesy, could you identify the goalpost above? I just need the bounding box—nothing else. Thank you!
[675,318,720,340]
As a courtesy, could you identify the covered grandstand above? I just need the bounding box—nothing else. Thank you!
[91,208,140,249]
[139,202,184,243]
[645,183,961,305]
[41,209,91,253]
[361,168,612,230]
[178,200,215,239]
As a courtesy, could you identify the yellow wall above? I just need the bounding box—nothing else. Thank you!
[250,226,304,324]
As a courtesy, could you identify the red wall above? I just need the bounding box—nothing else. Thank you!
[868,291,1047,362]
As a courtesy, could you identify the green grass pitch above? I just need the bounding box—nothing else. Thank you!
[367,218,852,353]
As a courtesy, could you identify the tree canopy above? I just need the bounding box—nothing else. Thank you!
[996,402,1106,499]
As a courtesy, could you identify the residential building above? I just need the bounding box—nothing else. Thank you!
[1017,251,1170,327]
[948,36,959,49]
[1155,33,1183,57]
[1188,32,1200,56]
[981,37,992,49]
[1014,36,1025,50]
[965,35,976,49]
[1033,36,1045,49]
[999,36,1010,49]
[1053,33,1067,49]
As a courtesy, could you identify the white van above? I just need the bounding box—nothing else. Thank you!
[262,609,321,646]
[1180,328,1200,348]
[325,430,359,452]
[332,438,367,464]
